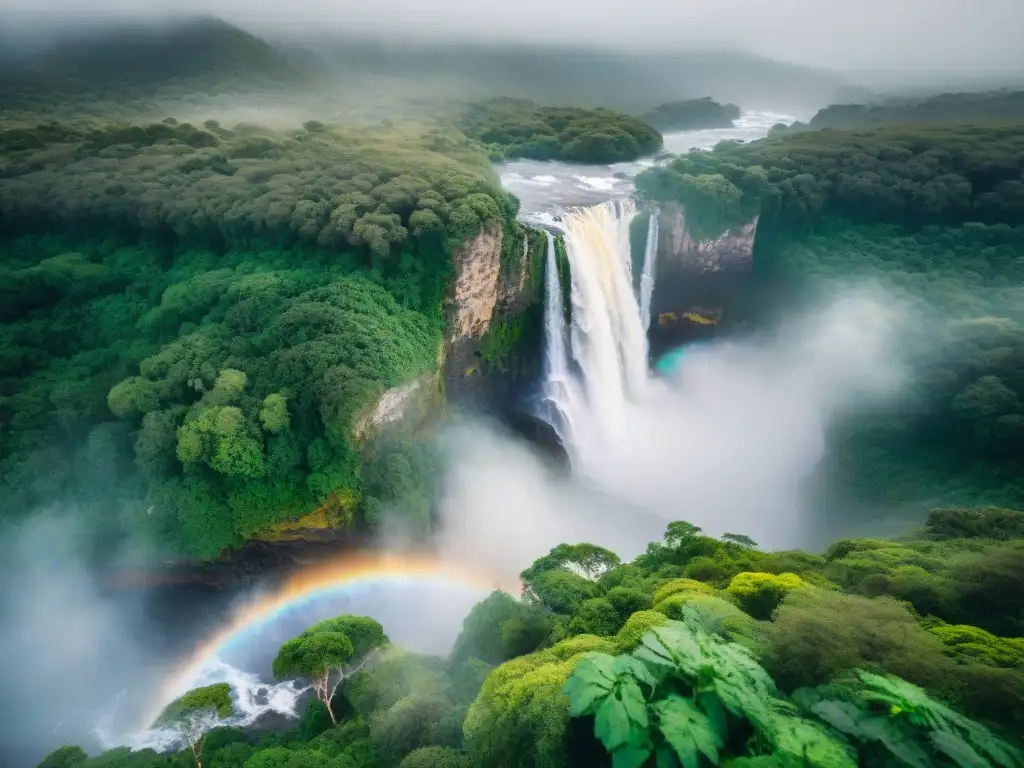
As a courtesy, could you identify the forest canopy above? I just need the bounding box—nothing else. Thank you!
[0,117,523,558]
[776,89,1024,134]
[456,98,664,164]
[636,120,1024,510]
[44,513,1024,767]
[639,97,740,132]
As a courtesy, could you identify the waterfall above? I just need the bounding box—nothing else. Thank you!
[541,231,580,443]
[542,199,654,466]
[639,210,659,334]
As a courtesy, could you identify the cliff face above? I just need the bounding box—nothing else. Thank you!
[657,202,757,272]
[443,221,545,411]
[449,223,505,341]
[650,202,759,357]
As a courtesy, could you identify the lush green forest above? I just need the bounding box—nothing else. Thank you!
[0,17,315,121]
[636,121,1024,509]
[640,98,740,132]
[0,117,530,558]
[43,509,1024,767]
[456,98,664,163]
[775,90,1024,135]
[0,14,848,127]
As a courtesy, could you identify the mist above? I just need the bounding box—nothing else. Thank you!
[0,286,914,765]
[0,514,176,766]
[3,0,1022,76]
[435,287,911,576]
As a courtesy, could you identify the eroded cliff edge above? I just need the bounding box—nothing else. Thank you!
[443,219,548,412]
[648,201,759,358]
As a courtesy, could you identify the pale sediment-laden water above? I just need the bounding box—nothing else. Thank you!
[501,109,796,217]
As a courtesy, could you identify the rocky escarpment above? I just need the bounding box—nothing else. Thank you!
[649,202,759,357]
[443,220,546,411]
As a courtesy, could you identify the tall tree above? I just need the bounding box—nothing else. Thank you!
[273,615,389,725]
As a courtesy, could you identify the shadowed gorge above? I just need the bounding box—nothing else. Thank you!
[1,6,1023,768]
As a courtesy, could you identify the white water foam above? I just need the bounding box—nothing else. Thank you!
[639,210,659,335]
[542,199,658,469]
[95,659,307,753]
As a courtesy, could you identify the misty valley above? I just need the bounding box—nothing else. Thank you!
[1,7,1024,768]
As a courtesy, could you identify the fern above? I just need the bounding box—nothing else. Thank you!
[563,608,854,767]
[797,673,1024,768]
[857,672,1024,768]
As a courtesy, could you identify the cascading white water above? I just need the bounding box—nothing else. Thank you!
[540,231,581,444]
[543,199,656,466]
[639,211,659,334]
[95,659,307,753]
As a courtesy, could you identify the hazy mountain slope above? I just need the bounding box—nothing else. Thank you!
[0,16,313,117]
[287,35,850,114]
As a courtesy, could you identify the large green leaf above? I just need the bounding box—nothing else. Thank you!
[761,713,856,768]
[655,747,680,768]
[621,678,650,731]
[636,623,705,677]
[930,730,992,768]
[613,743,654,768]
[971,734,1024,768]
[808,700,862,736]
[857,715,931,768]
[564,652,617,716]
[696,691,728,741]
[596,691,635,751]
[614,653,658,690]
[654,694,722,768]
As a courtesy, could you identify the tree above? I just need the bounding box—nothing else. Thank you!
[451,591,555,665]
[370,692,457,765]
[521,543,622,583]
[725,572,808,619]
[664,521,703,547]
[37,746,87,768]
[155,684,233,768]
[259,393,290,434]
[176,406,266,478]
[722,533,758,549]
[156,683,233,725]
[399,746,471,768]
[241,748,335,768]
[273,615,389,725]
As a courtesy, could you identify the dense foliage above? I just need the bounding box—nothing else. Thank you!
[457,98,664,163]
[47,512,1024,767]
[0,17,313,121]
[639,98,740,132]
[0,117,524,558]
[636,120,1024,509]
[776,90,1024,134]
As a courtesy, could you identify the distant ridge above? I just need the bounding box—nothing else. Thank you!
[292,35,848,113]
[0,16,311,111]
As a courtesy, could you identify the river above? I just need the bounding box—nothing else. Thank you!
[499,110,795,216]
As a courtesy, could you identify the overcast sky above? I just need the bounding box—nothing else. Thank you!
[4,0,1024,73]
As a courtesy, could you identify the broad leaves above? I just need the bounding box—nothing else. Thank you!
[857,672,1024,768]
[930,730,992,768]
[758,713,856,768]
[564,652,616,717]
[564,652,654,765]
[654,695,722,768]
[565,613,863,768]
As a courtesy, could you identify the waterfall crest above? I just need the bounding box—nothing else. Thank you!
[541,199,655,468]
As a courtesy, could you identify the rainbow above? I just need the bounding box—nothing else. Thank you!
[144,551,514,729]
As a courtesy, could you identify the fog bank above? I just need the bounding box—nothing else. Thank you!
[2,0,1023,73]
